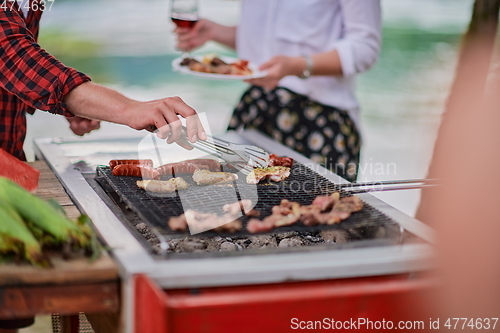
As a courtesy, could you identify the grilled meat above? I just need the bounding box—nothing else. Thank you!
[168,214,188,231]
[246,218,275,233]
[112,164,160,179]
[210,57,228,66]
[192,169,238,185]
[180,57,198,66]
[180,57,253,76]
[246,166,290,184]
[167,200,252,233]
[136,177,189,193]
[157,159,221,176]
[109,159,153,169]
[246,193,364,233]
[214,219,243,233]
[311,192,340,211]
[332,195,364,213]
[184,210,242,234]
[222,199,260,219]
[268,154,294,167]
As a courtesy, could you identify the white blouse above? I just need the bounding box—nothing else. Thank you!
[237,0,382,126]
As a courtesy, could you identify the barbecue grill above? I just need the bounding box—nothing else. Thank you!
[34,130,434,333]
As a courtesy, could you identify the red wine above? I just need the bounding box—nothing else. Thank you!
[172,17,198,29]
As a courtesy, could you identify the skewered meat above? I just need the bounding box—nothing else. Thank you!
[157,159,221,176]
[112,164,160,179]
[246,166,290,184]
[109,159,154,169]
[136,177,189,193]
[268,154,294,168]
[192,169,238,185]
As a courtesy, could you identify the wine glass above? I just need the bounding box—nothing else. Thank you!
[171,0,199,57]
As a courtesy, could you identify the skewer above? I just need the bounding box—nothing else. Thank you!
[338,178,438,188]
[342,183,437,194]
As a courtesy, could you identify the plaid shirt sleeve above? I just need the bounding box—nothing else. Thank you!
[0,9,91,116]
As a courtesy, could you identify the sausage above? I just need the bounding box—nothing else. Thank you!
[183,159,221,171]
[112,164,160,179]
[268,154,294,167]
[157,159,221,176]
[109,159,153,169]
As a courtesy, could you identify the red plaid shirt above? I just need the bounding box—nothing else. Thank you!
[0,5,90,160]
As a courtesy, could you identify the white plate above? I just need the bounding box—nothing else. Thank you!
[172,55,267,80]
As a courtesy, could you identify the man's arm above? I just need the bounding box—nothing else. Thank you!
[0,10,204,142]
[63,82,205,142]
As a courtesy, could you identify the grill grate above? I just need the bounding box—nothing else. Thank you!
[96,162,399,238]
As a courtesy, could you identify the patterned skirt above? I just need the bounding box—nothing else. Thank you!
[227,86,361,182]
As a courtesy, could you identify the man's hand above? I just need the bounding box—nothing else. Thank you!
[66,116,101,136]
[63,82,207,145]
[122,96,207,144]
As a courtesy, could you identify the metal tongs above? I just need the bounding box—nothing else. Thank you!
[177,126,270,173]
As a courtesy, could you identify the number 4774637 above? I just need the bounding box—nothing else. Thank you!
[1,0,55,12]
[444,318,498,330]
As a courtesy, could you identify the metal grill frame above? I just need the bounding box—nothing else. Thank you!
[34,130,435,290]
[94,161,402,240]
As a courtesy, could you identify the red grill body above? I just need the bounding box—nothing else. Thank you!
[135,274,434,333]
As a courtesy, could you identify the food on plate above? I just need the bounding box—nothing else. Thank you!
[136,178,189,193]
[0,148,40,192]
[268,154,294,168]
[157,159,221,176]
[246,166,291,184]
[192,169,238,185]
[246,193,364,233]
[180,56,253,76]
[112,164,160,179]
[109,159,153,169]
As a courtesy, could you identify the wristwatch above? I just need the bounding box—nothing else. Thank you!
[298,56,313,79]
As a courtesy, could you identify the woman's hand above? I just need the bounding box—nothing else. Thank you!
[174,19,237,51]
[245,56,306,90]
[175,19,216,52]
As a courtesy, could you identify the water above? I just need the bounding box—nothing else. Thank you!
[26,0,474,216]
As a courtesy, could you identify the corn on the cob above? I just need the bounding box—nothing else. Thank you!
[0,200,49,267]
[0,177,90,247]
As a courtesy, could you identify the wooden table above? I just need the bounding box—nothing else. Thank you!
[0,161,121,333]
